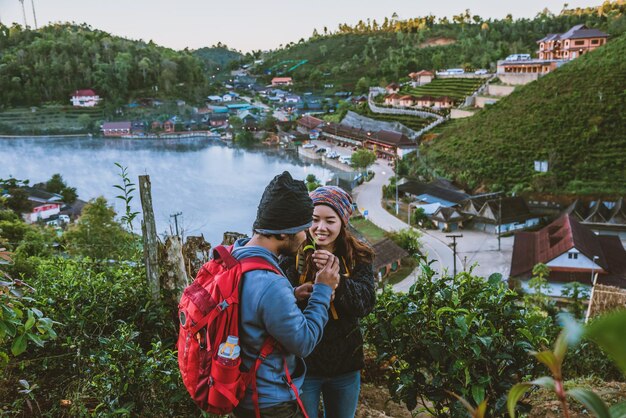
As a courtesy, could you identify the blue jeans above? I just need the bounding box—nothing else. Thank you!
[299,371,361,418]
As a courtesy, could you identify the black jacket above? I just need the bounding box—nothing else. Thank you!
[280,256,376,377]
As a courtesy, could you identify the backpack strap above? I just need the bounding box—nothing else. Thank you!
[244,338,308,418]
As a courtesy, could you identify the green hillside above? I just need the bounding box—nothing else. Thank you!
[420,34,626,196]
[258,3,626,91]
[192,46,243,71]
[0,23,208,107]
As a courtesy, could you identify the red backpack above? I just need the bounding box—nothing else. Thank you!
[177,245,308,418]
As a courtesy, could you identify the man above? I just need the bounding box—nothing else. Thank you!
[231,171,340,418]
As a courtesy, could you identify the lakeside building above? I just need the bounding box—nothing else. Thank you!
[510,214,626,293]
[320,122,418,158]
[102,121,131,137]
[70,89,101,107]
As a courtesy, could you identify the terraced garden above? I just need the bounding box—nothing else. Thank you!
[400,78,486,100]
[0,105,104,135]
[353,103,435,131]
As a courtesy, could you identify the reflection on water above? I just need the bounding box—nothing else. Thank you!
[0,136,332,246]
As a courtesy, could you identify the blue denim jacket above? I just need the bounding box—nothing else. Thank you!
[231,238,332,409]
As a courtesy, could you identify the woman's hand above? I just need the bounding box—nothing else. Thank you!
[294,282,314,302]
[314,254,340,290]
[312,250,335,271]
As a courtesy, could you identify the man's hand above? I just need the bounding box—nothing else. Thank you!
[314,254,340,290]
[294,282,313,302]
[312,250,335,271]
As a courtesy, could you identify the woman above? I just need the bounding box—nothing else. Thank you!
[281,185,376,418]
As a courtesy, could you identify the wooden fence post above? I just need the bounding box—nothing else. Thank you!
[139,175,160,301]
[161,235,188,303]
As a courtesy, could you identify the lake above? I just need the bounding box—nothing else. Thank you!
[0,136,335,246]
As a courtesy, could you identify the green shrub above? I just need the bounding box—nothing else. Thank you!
[365,267,553,416]
[0,256,200,416]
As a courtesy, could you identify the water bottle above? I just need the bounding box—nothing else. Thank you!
[216,335,240,367]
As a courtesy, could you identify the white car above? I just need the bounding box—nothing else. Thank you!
[302,143,316,149]
[338,155,352,164]
[474,69,488,75]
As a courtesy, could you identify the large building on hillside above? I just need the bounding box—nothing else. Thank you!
[538,24,609,60]
[497,25,608,83]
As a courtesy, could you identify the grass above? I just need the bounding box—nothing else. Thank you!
[350,217,387,244]
[0,105,104,134]
[400,78,485,100]
[351,103,435,131]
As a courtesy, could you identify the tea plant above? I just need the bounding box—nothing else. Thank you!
[364,263,552,416]
[508,311,626,418]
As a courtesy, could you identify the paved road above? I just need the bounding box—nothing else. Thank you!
[352,160,459,292]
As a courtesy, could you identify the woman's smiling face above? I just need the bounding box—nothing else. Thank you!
[310,204,342,251]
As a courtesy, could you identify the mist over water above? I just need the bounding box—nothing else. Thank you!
[0,136,331,246]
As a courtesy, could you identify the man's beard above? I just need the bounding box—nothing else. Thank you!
[278,234,303,257]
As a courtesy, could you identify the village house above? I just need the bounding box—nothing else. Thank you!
[207,113,229,128]
[399,180,470,230]
[565,198,626,240]
[101,121,131,137]
[70,89,101,107]
[383,93,402,107]
[538,24,609,60]
[510,214,626,293]
[398,95,416,107]
[430,206,468,232]
[163,120,175,133]
[414,95,455,109]
[408,70,434,86]
[271,77,293,86]
[364,130,418,158]
[373,238,409,280]
[19,187,63,224]
[469,196,541,234]
[297,115,324,134]
[385,83,400,94]
[131,121,146,135]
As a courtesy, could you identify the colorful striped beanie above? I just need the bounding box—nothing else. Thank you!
[310,186,353,225]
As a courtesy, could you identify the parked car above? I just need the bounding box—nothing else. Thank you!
[327,151,340,159]
[302,143,316,149]
[338,155,352,164]
[474,69,488,75]
[315,147,327,154]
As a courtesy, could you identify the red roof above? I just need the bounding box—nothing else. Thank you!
[510,214,626,283]
[71,89,97,97]
[298,115,323,130]
[271,77,292,83]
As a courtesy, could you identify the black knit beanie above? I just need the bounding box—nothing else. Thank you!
[253,171,313,234]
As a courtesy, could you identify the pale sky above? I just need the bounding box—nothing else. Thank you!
[0,0,599,52]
